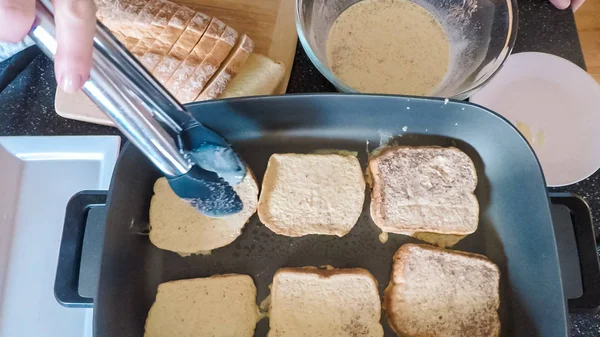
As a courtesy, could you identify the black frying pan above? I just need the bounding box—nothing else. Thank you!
[54,95,600,336]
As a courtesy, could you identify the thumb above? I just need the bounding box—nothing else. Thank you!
[0,0,35,43]
[548,0,571,10]
[54,0,97,93]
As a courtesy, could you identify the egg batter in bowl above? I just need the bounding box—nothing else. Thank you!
[326,0,450,95]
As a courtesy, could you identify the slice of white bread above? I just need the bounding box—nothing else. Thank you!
[164,18,226,95]
[369,146,479,235]
[139,6,196,71]
[268,267,384,337]
[219,53,285,98]
[144,275,260,337]
[196,34,254,101]
[149,169,258,254]
[175,25,239,102]
[384,244,500,337]
[258,153,365,237]
[130,2,180,57]
[152,12,211,84]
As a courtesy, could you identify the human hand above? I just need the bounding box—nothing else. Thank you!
[0,0,96,93]
[549,0,585,11]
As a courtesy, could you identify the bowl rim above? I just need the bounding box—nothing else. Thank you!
[294,0,519,99]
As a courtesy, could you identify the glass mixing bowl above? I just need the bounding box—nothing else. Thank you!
[296,0,518,99]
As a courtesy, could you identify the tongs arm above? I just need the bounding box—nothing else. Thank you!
[30,0,190,177]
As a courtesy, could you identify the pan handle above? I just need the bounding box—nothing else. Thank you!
[54,191,108,308]
[549,192,600,313]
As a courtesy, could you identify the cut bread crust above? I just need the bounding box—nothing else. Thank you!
[369,146,479,235]
[269,267,384,337]
[139,6,196,71]
[196,34,254,101]
[384,244,501,337]
[152,12,212,84]
[99,0,137,33]
[114,0,147,38]
[130,2,180,57]
[257,153,365,237]
[129,0,167,40]
[163,17,226,98]
[175,25,239,102]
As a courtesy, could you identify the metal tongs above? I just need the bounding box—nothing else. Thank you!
[29,0,245,217]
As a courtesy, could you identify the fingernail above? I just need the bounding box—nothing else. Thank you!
[60,74,83,94]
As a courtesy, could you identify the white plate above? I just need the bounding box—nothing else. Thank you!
[471,52,600,187]
[0,136,120,337]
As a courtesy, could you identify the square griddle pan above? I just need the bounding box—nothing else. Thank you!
[54,94,600,336]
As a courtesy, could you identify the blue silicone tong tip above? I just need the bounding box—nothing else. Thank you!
[167,166,243,217]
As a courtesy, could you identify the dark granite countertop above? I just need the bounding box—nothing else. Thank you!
[0,0,597,334]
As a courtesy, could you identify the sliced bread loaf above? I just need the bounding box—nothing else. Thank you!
[95,0,286,104]
[384,244,500,337]
[144,274,260,337]
[369,146,479,235]
[269,267,384,337]
[149,168,258,254]
[258,153,365,237]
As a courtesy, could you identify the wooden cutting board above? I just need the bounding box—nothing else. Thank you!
[55,0,297,126]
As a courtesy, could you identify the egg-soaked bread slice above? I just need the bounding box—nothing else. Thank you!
[269,267,384,337]
[369,146,479,235]
[149,168,258,254]
[144,274,260,337]
[384,244,500,337]
[258,153,365,237]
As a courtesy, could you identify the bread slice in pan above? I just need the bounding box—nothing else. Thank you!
[384,244,500,337]
[175,25,239,102]
[164,17,226,98]
[139,5,196,71]
[144,274,260,337]
[369,146,479,236]
[152,12,211,84]
[268,267,384,337]
[196,34,254,101]
[258,153,365,237]
[149,168,258,254]
[219,53,285,98]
